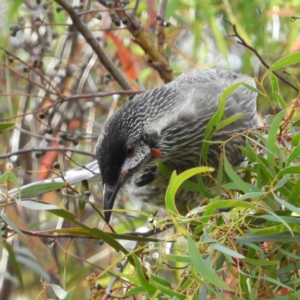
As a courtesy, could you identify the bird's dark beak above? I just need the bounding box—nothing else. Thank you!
[103,172,128,224]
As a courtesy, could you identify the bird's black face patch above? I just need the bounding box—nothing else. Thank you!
[96,101,146,187]
[97,131,126,187]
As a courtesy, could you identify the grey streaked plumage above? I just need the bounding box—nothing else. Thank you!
[96,69,257,223]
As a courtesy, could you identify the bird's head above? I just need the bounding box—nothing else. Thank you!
[96,101,162,223]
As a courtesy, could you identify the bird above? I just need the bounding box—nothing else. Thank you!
[96,69,257,223]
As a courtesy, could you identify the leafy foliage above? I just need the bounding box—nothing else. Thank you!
[1,0,300,299]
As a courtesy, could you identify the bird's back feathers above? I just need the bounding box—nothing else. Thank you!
[96,68,257,217]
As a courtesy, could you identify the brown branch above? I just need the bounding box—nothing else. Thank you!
[15,126,98,142]
[0,147,96,159]
[98,0,173,83]
[227,21,298,92]
[0,90,141,122]
[54,0,133,91]
[8,222,173,240]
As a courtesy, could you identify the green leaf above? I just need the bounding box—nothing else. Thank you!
[286,144,300,166]
[288,178,300,205]
[150,274,171,287]
[166,0,180,19]
[191,196,220,234]
[259,215,300,225]
[157,162,209,192]
[274,91,286,109]
[1,212,25,238]
[151,281,186,299]
[196,175,215,198]
[19,182,66,197]
[238,192,265,200]
[278,248,300,260]
[18,201,59,210]
[266,111,284,170]
[8,0,24,19]
[165,171,179,214]
[261,276,293,291]
[274,174,291,189]
[47,209,136,265]
[210,242,245,259]
[222,182,260,192]
[50,227,159,242]
[249,224,295,235]
[273,193,300,216]
[243,241,264,253]
[187,236,230,290]
[0,271,18,285]
[223,155,253,193]
[124,286,146,297]
[242,83,265,97]
[244,258,279,266]
[132,255,157,294]
[291,131,300,146]
[203,231,245,258]
[165,166,214,214]
[237,232,300,243]
[201,82,242,162]
[0,171,19,189]
[166,254,191,263]
[243,139,258,162]
[14,252,50,283]
[118,273,143,287]
[278,166,300,176]
[0,122,15,131]
[269,52,300,71]
[4,242,24,288]
[50,284,76,300]
[157,162,172,179]
[270,73,279,93]
[198,199,259,213]
[257,213,293,235]
[51,285,67,299]
[215,113,246,131]
[292,117,300,127]
[216,153,224,195]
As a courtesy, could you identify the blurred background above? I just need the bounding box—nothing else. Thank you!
[0,0,300,299]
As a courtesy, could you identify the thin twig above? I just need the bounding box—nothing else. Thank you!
[54,0,133,91]
[0,147,96,159]
[0,48,64,99]
[15,126,98,141]
[0,90,141,122]
[103,258,129,299]
[0,61,57,97]
[4,222,173,240]
[227,21,298,92]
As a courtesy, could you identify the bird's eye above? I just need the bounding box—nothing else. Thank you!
[125,145,135,157]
